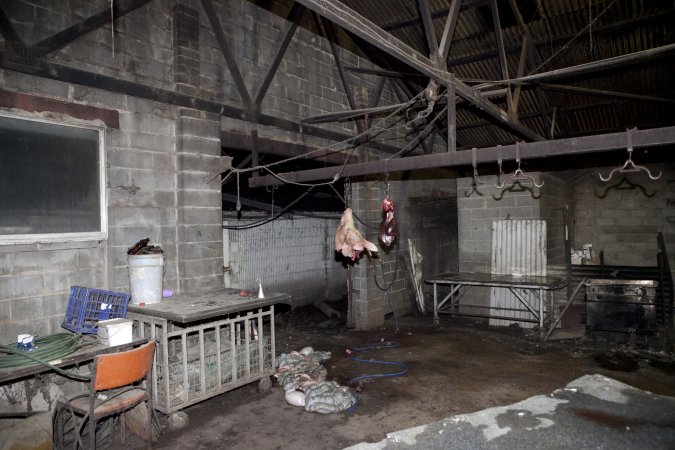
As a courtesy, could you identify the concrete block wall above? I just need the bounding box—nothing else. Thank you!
[223,216,344,307]
[456,175,543,313]
[457,175,542,273]
[570,163,675,268]
[350,174,458,330]
[539,174,575,265]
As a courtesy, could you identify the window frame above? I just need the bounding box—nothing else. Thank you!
[0,110,108,245]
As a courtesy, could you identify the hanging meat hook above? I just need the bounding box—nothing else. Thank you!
[495,141,544,189]
[599,128,661,182]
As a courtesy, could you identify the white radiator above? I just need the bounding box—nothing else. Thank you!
[490,219,547,327]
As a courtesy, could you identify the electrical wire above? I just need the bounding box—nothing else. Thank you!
[223,186,316,230]
[0,333,97,381]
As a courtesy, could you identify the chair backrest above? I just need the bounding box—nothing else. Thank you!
[93,340,155,391]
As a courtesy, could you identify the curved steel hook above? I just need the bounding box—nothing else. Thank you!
[496,141,544,189]
[599,128,661,182]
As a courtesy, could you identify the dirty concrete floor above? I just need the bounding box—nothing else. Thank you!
[145,307,675,450]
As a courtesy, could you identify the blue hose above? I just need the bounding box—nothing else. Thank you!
[344,339,408,414]
[346,341,408,387]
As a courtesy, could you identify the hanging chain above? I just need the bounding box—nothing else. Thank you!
[344,178,352,208]
[235,171,241,212]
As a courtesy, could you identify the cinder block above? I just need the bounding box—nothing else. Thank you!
[178,241,222,260]
[0,274,43,299]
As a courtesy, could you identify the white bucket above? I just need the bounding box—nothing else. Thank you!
[128,253,164,305]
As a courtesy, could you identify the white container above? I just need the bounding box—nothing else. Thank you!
[97,318,133,346]
[128,253,164,305]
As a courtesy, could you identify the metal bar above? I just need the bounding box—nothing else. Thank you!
[436,284,463,312]
[489,0,513,114]
[0,54,407,154]
[201,0,252,107]
[511,36,529,114]
[370,77,386,108]
[496,43,675,86]
[436,311,540,323]
[544,279,587,341]
[0,5,25,49]
[447,77,456,151]
[220,130,347,165]
[248,125,675,187]
[384,0,485,32]
[438,0,463,61]
[251,129,259,169]
[391,105,448,158]
[540,83,675,104]
[318,14,363,134]
[507,287,539,320]
[418,0,439,56]
[253,3,304,108]
[343,66,422,78]
[302,102,410,123]
[446,9,675,67]
[507,0,553,130]
[30,0,152,56]
[293,0,544,141]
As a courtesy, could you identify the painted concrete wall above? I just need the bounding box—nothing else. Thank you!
[0,0,407,346]
[456,173,572,318]
[351,172,458,330]
[223,215,345,307]
[569,164,675,268]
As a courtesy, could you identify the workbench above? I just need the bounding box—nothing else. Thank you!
[126,288,291,414]
[425,272,566,338]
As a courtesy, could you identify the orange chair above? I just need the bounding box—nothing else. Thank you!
[53,340,156,449]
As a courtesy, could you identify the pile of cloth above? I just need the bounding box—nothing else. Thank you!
[275,347,357,414]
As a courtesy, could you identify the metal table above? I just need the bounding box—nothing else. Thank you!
[425,272,566,338]
[126,288,291,414]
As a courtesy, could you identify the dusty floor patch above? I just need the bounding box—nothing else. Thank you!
[141,308,674,450]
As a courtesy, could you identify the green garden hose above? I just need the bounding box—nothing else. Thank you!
[0,333,97,381]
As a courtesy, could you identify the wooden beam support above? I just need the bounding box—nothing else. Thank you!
[201,0,252,107]
[253,3,304,109]
[293,0,544,141]
[248,125,675,187]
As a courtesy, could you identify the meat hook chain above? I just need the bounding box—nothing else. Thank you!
[599,128,661,182]
[496,141,544,189]
[344,178,352,208]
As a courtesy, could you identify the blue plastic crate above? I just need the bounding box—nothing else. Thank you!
[61,286,131,334]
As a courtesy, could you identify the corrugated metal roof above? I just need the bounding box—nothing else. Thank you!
[335,0,674,151]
